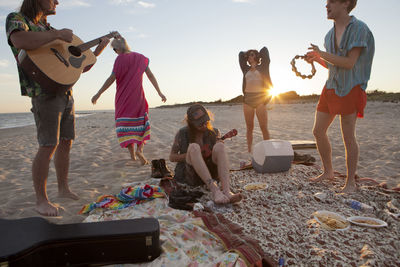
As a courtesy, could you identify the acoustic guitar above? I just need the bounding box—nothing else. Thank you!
[18,31,120,93]
[201,129,238,158]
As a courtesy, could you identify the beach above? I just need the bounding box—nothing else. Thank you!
[0,102,399,265]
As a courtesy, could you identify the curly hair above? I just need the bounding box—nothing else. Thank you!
[245,49,261,65]
[337,0,357,13]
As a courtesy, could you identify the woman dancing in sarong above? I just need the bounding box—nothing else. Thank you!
[239,47,273,154]
[92,37,167,165]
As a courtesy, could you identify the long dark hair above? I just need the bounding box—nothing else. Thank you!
[184,111,215,143]
[20,0,42,23]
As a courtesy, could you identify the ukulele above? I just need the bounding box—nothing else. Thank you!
[18,31,120,93]
[201,129,238,158]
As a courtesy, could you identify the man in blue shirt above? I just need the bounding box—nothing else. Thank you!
[306,0,374,192]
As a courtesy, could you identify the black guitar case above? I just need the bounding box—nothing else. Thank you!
[0,217,161,267]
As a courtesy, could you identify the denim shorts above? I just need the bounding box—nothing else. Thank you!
[31,91,75,146]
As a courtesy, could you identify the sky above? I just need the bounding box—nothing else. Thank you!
[0,0,399,113]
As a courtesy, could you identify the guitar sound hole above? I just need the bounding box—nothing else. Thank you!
[68,46,82,57]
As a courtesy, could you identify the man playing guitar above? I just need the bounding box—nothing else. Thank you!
[6,0,110,216]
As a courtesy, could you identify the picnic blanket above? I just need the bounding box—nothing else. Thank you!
[84,198,248,266]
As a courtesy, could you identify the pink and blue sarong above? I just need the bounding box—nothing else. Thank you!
[112,52,150,148]
[78,185,165,214]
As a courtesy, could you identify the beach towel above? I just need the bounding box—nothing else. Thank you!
[84,197,249,266]
[194,211,276,267]
[113,52,150,148]
[79,185,164,214]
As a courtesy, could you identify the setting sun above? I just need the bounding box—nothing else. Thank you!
[269,87,285,98]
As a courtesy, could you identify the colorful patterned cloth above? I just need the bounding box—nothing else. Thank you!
[84,197,248,266]
[6,12,51,97]
[113,52,150,148]
[79,185,164,214]
[116,114,150,147]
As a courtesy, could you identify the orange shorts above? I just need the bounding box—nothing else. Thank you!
[317,85,367,118]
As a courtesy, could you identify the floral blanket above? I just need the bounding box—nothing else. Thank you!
[84,198,247,266]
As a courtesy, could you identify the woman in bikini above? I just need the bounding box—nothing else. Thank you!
[239,47,273,153]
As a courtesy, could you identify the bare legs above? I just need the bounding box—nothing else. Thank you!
[33,139,76,217]
[135,143,149,165]
[212,143,243,203]
[243,104,255,153]
[340,113,359,192]
[311,111,359,192]
[186,143,241,204]
[310,111,336,182]
[127,143,149,165]
[243,103,270,153]
[127,144,137,161]
[55,140,78,200]
[33,145,58,216]
[256,103,270,141]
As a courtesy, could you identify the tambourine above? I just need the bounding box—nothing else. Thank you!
[290,55,316,79]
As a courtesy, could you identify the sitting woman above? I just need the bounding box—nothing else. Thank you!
[239,47,273,154]
[169,104,242,204]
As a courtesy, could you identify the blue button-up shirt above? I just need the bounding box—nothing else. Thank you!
[324,16,375,97]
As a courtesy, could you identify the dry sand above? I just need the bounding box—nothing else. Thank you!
[0,102,399,265]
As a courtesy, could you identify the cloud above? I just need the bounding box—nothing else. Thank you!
[121,26,137,33]
[0,59,9,68]
[137,33,148,39]
[138,1,155,8]
[108,0,135,5]
[60,0,91,8]
[232,0,252,3]
[0,0,19,8]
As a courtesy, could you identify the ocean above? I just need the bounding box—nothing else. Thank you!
[0,111,97,129]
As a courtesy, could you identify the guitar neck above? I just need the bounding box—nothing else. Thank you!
[77,33,115,52]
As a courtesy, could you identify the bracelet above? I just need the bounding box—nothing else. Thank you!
[290,55,316,79]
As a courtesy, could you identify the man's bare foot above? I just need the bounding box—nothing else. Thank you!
[309,171,334,183]
[341,180,358,193]
[212,189,230,204]
[35,201,61,217]
[58,190,79,200]
[224,191,243,203]
[135,151,149,165]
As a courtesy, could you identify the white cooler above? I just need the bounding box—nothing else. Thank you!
[251,140,294,173]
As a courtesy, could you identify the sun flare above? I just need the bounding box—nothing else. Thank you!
[268,87,284,98]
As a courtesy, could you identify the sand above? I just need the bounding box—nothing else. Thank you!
[0,102,399,265]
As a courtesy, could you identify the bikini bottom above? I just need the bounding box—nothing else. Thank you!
[243,91,271,109]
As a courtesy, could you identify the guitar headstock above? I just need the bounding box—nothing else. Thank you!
[221,129,238,140]
[109,31,122,40]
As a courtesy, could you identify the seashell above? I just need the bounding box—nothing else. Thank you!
[313,192,327,201]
